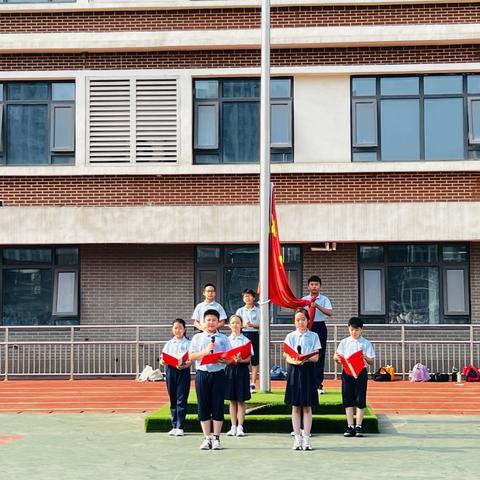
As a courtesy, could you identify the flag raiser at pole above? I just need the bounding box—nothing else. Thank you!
[268,187,316,328]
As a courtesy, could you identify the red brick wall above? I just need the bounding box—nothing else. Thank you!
[1,4,479,33]
[1,45,480,70]
[80,244,194,325]
[1,172,479,206]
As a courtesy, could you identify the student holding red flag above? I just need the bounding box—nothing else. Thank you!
[302,275,333,394]
[334,317,375,438]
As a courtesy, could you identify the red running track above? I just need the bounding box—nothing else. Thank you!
[0,379,479,415]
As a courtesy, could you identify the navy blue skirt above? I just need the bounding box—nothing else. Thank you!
[285,362,319,407]
[225,363,251,402]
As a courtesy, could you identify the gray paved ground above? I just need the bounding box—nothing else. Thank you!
[1,413,479,480]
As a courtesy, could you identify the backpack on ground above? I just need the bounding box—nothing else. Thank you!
[410,363,430,382]
[462,364,480,382]
[429,372,450,382]
[372,365,394,381]
[270,365,287,380]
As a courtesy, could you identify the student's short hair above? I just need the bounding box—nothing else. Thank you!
[348,317,364,329]
[242,288,256,297]
[307,275,322,285]
[293,308,310,321]
[172,318,186,328]
[203,309,220,320]
[229,314,243,324]
[203,283,216,291]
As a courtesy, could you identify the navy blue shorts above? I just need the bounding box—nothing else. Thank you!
[341,368,368,409]
[195,369,226,422]
[243,330,259,366]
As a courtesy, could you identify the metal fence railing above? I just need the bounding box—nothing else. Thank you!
[0,324,479,380]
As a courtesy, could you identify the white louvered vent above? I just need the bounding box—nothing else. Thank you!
[88,79,131,163]
[135,79,178,163]
[88,77,178,164]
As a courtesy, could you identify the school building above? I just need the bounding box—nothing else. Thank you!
[0,0,479,375]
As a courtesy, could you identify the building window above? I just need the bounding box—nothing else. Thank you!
[193,78,293,164]
[195,245,301,322]
[359,244,469,324]
[1,247,79,325]
[351,74,480,161]
[0,81,75,165]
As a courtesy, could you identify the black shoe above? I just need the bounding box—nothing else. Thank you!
[343,426,356,437]
[355,425,364,437]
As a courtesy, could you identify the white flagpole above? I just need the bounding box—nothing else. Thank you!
[259,0,271,393]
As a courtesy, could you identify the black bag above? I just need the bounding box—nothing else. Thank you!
[429,373,449,382]
[270,365,287,380]
[372,368,391,381]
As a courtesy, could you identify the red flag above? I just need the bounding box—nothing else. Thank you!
[269,188,311,316]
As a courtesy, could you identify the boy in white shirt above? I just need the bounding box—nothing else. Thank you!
[334,317,375,438]
[192,283,227,331]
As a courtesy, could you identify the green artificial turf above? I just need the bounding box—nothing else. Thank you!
[144,389,379,434]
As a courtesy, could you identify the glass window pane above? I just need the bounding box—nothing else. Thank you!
[353,151,377,161]
[196,104,218,149]
[51,155,74,165]
[0,84,3,101]
[225,247,259,265]
[363,269,383,313]
[52,82,75,101]
[195,80,218,99]
[270,79,291,98]
[424,75,463,95]
[7,82,49,101]
[424,98,464,160]
[388,266,439,324]
[224,267,259,314]
[380,77,419,95]
[282,246,301,264]
[354,101,376,146]
[3,248,52,264]
[380,99,420,160]
[55,271,76,314]
[52,106,74,151]
[197,247,220,264]
[271,103,291,146]
[352,78,376,97]
[442,245,468,262]
[223,102,259,163]
[360,245,384,262]
[2,269,53,325]
[388,245,437,263]
[223,80,260,98]
[467,74,480,94]
[445,269,466,313]
[469,98,480,143]
[194,154,219,164]
[55,248,79,265]
[6,104,49,164]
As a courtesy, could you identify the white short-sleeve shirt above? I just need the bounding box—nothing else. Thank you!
[302,293,332,323]
[189,330,231,372]
[336,336,375,359]
[228,333,254,357]
[162,336,191,357]
[192,300,227,327]
[284,329,321,355]
[235,305,260,332]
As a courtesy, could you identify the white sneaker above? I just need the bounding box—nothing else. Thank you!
[226,426,237,436]
[211,437,223,450]
[236,425,245,437]
[292,435,302,450]
[291,429,304,436]
[168,428,177,436]
[174,429,184,436]
[302,436,313,451]
[318,387,325,395]
[199,437,212,450]
[250,384,256,393]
